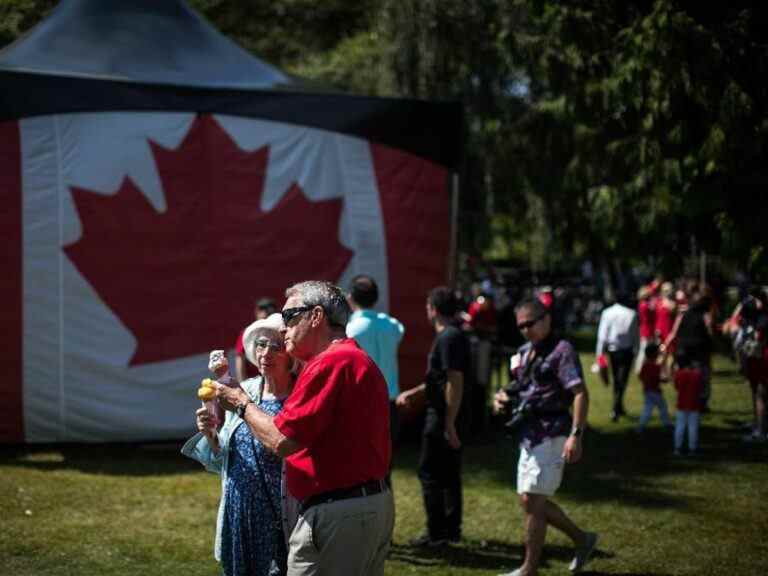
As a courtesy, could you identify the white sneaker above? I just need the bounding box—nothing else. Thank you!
[569,532,598,572]
[497,569,524,576]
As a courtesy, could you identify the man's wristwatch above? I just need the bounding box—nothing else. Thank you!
[570,425,584,438]
[236,400,253,419]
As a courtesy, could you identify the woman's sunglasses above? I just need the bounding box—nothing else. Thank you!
[255,338,284,352]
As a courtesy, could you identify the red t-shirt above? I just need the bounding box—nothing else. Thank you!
[639,361,662,393]
[273,339,390,501]
[674,368,703,411]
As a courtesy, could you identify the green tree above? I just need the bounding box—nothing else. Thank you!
[0,0,56,47]
[516,1,768,276]
[5,0,766,279]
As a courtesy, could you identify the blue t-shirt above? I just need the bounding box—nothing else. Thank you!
[346,309,405,399]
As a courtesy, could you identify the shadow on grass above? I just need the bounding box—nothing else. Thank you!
[388,539,524,570]
[393,399,767,513]
[389,538,625,574]
[0,441,200,476]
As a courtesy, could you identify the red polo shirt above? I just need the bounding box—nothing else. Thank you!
[273,339,390,501]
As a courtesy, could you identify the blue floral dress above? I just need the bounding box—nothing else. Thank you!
[220,397,284,576]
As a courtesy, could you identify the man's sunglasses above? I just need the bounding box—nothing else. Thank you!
[281,305,315,325]
[281,304,346,329]
[517,315,545,331]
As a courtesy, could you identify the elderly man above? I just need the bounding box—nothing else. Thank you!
[494,297,597,576]
[215,280,394,576]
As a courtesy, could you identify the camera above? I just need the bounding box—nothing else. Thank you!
[500,382,532,436]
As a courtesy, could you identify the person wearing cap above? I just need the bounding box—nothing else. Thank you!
[234,297,278,382]
[214,280,393,576]
[182,313,295,576]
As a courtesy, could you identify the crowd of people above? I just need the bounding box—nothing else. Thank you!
[456,271,767,448]
[178,271,765,576]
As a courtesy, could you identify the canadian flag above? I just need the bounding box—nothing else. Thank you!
[0,113,450,443]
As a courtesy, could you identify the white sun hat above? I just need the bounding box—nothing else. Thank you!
[242,313,285,366]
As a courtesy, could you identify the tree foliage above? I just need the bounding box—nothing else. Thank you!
[3,0,766,278]
[364,0,768,278]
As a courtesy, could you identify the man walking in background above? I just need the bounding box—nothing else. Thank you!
[596,292,638,421]
[494,297,597,575]
[346,274,405,463]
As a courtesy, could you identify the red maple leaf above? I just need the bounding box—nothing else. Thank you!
[64,114,353,365]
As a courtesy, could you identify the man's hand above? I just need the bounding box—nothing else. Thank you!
[214,381,248,412]
[396,388,417,408]
[492,389,510,415]
[562,435,583,464]
[444,423,461,450]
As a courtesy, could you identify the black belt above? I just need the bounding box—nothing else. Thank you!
[299,479,386,515]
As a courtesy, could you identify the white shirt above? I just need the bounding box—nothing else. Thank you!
[596,303,638,355]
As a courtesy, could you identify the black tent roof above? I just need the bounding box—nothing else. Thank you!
[0,0,462,168]
[0,0,302,89]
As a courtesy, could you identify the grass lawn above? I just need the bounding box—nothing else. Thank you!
[1,352,766,575]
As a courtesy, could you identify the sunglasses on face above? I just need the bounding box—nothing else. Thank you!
[255,338,284,352]
[281,305,315,326]
[517,315,545,331]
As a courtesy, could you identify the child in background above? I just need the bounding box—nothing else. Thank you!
[636,343,671,432]
[673,352,704,456]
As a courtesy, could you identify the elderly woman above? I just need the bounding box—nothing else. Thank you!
[182,313,295,576]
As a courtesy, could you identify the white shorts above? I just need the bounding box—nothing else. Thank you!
[517,436,567,496]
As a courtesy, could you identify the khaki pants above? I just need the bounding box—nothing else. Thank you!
[287,489,394,576]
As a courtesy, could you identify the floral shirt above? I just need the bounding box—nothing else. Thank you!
[516,335,584,448]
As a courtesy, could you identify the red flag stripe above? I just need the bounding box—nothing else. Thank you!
[371,143,451,395]
[0,120,24,443]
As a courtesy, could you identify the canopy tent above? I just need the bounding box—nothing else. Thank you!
[0,0,462,443]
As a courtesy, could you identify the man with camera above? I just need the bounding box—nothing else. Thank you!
[494,297,597,576]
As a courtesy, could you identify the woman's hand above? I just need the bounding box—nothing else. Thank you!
[196,407,221,452]
[196,407,215,432]
[196,406,219,447]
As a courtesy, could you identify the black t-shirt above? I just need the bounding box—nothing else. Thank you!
[425,324,471,425]
[676,307,712,361]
